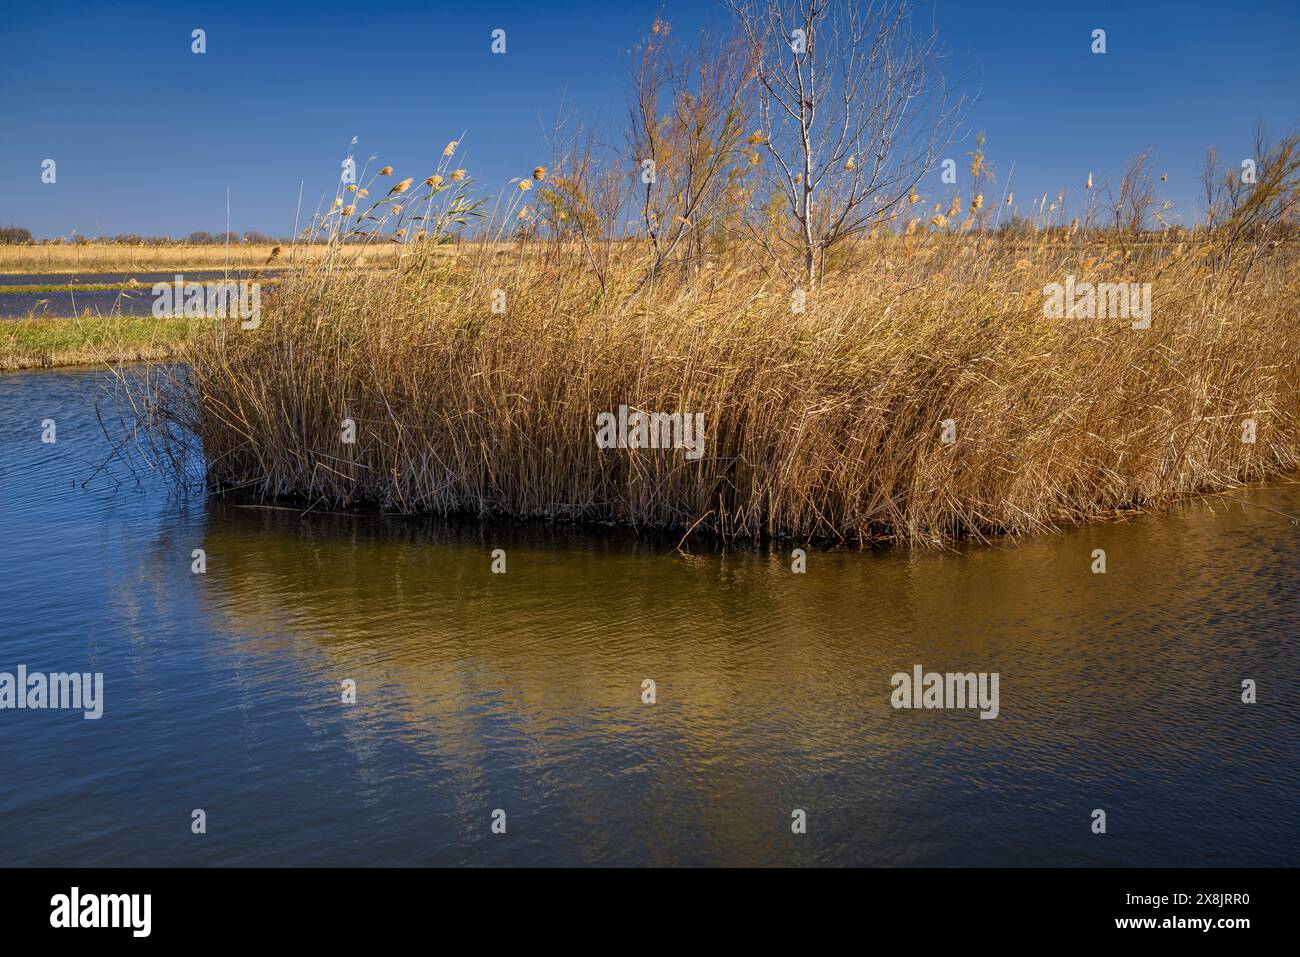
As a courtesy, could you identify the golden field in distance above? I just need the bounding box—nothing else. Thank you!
[0,243,357,274]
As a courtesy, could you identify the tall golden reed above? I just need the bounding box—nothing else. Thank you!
[146,224,1300,546]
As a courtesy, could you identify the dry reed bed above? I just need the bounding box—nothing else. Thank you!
[147,237,1300,546]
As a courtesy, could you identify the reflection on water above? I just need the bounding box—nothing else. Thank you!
[1,367,1297,866]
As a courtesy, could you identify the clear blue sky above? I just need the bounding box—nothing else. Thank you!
[2,0,1297,238]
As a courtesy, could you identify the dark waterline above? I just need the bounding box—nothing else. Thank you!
[0,366,1297,866]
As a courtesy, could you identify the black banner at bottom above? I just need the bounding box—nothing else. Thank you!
[0,867,1281,942]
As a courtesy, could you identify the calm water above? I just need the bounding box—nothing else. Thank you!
[0,289,155,319]
[0,272,279,318]
[1,367,1297,866]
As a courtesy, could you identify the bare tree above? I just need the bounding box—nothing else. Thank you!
[726,0,960,287]
[1200,146,1229,230]
[537,115,630,295]
[627,19,754,291]
[1214,127,1300,281]
[1103,148,1156,243]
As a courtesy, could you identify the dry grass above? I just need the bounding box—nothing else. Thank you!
[134,225,1300,546]
[0,243,384,274]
